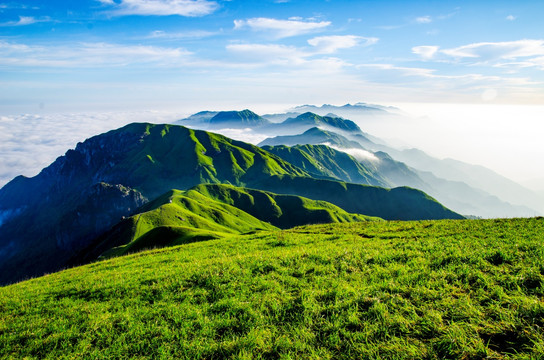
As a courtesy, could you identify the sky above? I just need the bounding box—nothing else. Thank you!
[0,0,543,187]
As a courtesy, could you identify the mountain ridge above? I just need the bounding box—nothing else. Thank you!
[0,122,461,285]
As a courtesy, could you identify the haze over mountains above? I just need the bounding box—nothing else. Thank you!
[0,120,461,285]
[178,105,544,218]
[0,102,542,285]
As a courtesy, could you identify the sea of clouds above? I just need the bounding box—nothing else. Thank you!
[0,111,186,187]
[0,111,273,188]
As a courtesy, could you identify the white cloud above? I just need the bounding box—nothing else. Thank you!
[324,143,380,162]
[481,88,498,101]
[100,0,218,17]
[412,45,439,59]
[355,62,539,102]
[415,16,432,24]
[358,63,437,78]
[441,39,544,60]
[0,41,192,67]
[0,16,51,26]
[0,3,39,9]
[226,43,308,65]
[146,29,217,39]
[412,40,544,71]
[233,17,330,38]
[308,35,378,54]
[209,128,268,145]
[506,15,516,21]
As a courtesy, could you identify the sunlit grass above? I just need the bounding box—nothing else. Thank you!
[1,218,543,359]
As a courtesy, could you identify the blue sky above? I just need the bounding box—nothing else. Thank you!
[1,0,543,112]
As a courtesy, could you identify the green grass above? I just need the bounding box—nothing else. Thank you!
[1,218,543,359]
[262,144,389,187]
[90,184,379,260]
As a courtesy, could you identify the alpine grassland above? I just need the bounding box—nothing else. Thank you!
[1,218,543,359]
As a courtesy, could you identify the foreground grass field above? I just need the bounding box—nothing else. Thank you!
[1,218,543,359]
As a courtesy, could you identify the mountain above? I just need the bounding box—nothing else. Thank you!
[177,110,270,129]
[0,122,462,285]
[287,103,406,126]
[386,148,544,215]
[255,175,463,221]
[177,110,219,125]
[293,103,395,117]
[78,184,379,261]
[270,112,363,135]
[261,111,301,123]
[259,127,365,149]
[261,142,535,218]
[0,123,307,285]
[262,144,389,187]
[209,110,271,127]
[360,151,537,218]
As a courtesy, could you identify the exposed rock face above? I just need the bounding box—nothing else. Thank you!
[0,127,146,284]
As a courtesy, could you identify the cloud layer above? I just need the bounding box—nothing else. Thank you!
[234,17,330,38]
[412,39,544,70]
[98,0,218,17]
[0,41,192,67]
[308,35,378,54]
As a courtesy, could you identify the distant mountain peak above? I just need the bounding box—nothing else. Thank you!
[282,112,362,133]
[209,109,270,126]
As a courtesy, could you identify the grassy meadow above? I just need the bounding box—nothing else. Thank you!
[1,218,543,359]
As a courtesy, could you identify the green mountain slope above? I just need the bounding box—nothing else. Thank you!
[259,127,364,148]
[209,110,271,127]
[81,184,378,260]
[255,175,464,221]
[273,112,362,134]
[0,123,308,285]
[191,184,379,228]
[0,122,461,285]
[1,218,543,359]
[176,110,270,128]
[176,110,219,125]
[262,144,389,187]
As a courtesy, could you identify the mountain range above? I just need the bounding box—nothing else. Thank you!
[2,105,542,285]
[0,121,461,285]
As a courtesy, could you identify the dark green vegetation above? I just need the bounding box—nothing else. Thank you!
[1,218,543,359]
[0,122,461,285]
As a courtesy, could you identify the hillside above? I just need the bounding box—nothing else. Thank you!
[254,175,463,221]
[177,110,270,129]
[0,123,308,285]
[1,218,543,359]
[209,110,271,127]
[0,122,461,285]
[393,148,544,215]
[271,112,363,135]
[259,127,364,149]
[262,144,389,187]
[79,184,378,261]
[292,102,397,118]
